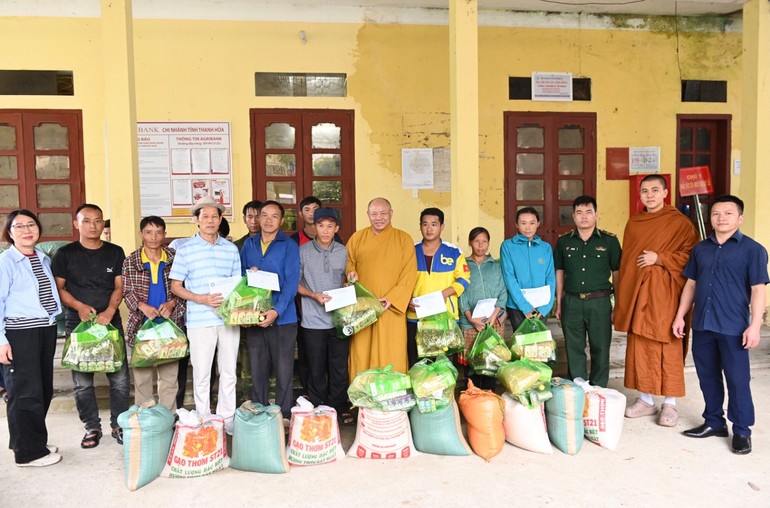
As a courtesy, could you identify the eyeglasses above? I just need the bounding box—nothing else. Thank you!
[11,222,38,232]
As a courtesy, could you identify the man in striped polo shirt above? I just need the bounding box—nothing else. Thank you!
[170,196,241,433]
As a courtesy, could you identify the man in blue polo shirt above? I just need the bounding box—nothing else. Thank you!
[170,196,241,433]
[673,195,769,455]
[241,200,300,422]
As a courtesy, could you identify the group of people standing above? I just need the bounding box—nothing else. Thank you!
[0,173,766,468]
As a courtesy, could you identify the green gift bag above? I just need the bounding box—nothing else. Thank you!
[130,318,189,368]
[216,277,273,326]
[415,311,464,358]
[511,317,557,365]
[331,282,383,338]
[409,355,458,413]
[61,318,125,373]
[497,358,552,396]
[347,364,416,411]
[468,324,512,377]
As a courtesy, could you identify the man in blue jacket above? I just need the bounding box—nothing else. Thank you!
[240,200,300,422]
[500,207,555,330]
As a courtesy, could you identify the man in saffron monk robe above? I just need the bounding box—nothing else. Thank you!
[346,198,418,379]
[614,174,699,428]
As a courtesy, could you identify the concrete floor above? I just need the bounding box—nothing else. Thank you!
[2,329,770,507]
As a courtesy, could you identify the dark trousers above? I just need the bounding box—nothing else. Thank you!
[246,323,297,418]
[302,327,350,415]
[561,294,613,387]
[2,325,56,464]
[407,321,418,368]
[506,308,527,332]
[72,361,130,431]
[296,326,310,393]
[692,330,754,436]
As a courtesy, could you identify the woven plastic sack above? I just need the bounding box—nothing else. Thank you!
[511,318,557,365]
[348,408,417,459]
[408,355,457,413]
[497,358,552,395]
[130,318,189,368]
[545,378,585,455]
[216,276,273,326]
[161,409,229,477]
[409,400,471,456]
[118,401,175,491]
[230,401,289,473]
[458,379,505,461]
[416,311,464,357]
[348,365,416,411]
[502,393,552,454]
[61,319,125,373]
[468,324,512,376]
[331,282,383,338]
[573,378,626,451]
[287,397,345,466]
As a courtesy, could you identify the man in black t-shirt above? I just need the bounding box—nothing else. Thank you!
[52,203,129,449]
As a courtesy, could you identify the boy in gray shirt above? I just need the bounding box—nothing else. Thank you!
[297,208,352,424]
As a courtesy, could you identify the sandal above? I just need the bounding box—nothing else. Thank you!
[111,427,124,445]
[341,412,356,426]
[0,387,7,403]
[81,429,102,449]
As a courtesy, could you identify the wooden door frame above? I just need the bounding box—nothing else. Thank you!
[675,114,731,200]
[503,111,596,244]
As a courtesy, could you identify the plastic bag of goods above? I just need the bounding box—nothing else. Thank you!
[287,397,345,466]
[408,355,457,413]
[497,358,552,396]
[118,401,175,491]
[502,393,552,454]
[130,318,189,368]
[61,318,125,373]
[468,324,512,376]
[574,378,626,451]
[416,311,465,357]
[348,408,417,459]
[161,409,229,478]
[545,378,585,455]
[458,379,505,461]
[510,318,557,366]
[331,282,383,338]
[409,400,471,456]
[230,401,290,474]
[216,276,273,326]
[348,365,416,411]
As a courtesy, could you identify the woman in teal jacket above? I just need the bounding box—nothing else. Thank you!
[500,207,555,331]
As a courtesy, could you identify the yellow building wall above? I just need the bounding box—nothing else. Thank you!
[0,14,743,257]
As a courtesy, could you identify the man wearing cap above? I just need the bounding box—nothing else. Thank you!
[169,196,241,432]
[240,200,300,422]
[554,195,621,388]
[297,207,351,423]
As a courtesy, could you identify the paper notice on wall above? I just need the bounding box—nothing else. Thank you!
[171,149,191,174]
[402,148,434,189]
[629,146,660,174]
[432,147,451,192]
[172,179,192,206]
[191,148,211,174]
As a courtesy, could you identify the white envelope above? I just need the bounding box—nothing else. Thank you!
[247,270,281,291]
[323,285,357,312]
[209,275,241,300]
[521,285,551,308]
[413,290,447,318]
[471,298,497,319]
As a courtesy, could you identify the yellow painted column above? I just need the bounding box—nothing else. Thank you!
[101,0,140,252]
[741,0,770,246]
[449,0,480,245]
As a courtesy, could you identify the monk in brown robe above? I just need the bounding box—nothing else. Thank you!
[614,174,699,427]
[346,198,417,380]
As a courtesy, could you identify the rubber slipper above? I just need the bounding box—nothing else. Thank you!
[111,427,124,445]
[81,429,102,449]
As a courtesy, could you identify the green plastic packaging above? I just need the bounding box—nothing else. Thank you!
[331,282,383,338]
[415,311,464,357]
[62,318,125,373]
[348,364,416,411]
[130,318,189,368]
[497,358,552,396]
[216,277,273,326]
[468,324,512,376]
[511,318,557,365]
[408,355,458,413]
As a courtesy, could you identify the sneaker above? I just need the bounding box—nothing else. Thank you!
[17,452,62,468]
[624,397,658,418]
[46,445,59,453]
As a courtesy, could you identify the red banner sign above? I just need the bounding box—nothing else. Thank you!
[679,166,714,197]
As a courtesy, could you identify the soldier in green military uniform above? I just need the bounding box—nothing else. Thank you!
[554,195,621,387]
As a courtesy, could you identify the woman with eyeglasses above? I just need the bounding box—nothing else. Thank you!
[0,209,63,467]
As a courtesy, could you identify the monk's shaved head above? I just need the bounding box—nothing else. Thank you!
[640,174,667,190]
[368,197,392,211]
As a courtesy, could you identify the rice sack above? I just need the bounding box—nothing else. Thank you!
[230,401,290,474]
[287,397,345,466]
[545,377,585,455]
[458,379,505,461]
[409,400,471,456]
[118,401,175,491]
[348,408,417,459]
[502,393,552,455]
[161,410,229,478]
[574,378,626,451]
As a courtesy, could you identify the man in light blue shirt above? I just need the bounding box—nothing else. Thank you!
[170,196,241,433]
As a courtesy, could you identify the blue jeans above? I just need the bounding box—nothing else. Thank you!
[71,361,130,431]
